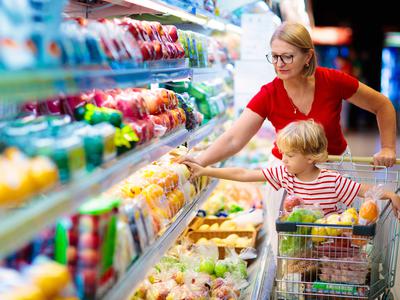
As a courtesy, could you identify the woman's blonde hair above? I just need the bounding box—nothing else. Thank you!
[276,120,328,163]
[271,22,317,77]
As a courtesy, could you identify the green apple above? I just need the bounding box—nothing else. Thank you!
[214,261,228,278]
[199,258,215,275]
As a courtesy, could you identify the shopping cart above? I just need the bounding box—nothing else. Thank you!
[274,155,400,300]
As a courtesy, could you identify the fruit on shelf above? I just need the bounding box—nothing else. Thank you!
[199,258,215,275]
[214,261,228,278]
[219,220,236,230]
[79,249,100,267]
[199,224,210,230]
[165,25,178,43]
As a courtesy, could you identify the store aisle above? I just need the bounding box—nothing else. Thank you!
[345,130,400,157]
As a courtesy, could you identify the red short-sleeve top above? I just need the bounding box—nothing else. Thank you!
[246,67,359,159]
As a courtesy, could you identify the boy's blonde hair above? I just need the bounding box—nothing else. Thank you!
[276,120,328,163]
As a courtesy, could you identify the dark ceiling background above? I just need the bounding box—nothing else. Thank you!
[310,1,400,129]
[312,0,400,91]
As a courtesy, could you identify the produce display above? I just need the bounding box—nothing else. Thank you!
[132,243,248,300]
[0,258,78,299]
[198,180,263,217]
[166,79,233,122]
[0,148,58,207]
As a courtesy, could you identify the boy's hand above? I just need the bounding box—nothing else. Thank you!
[389,193,400,219]
[184,161,205,178]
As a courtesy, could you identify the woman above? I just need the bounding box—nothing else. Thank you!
[180,22,397,253]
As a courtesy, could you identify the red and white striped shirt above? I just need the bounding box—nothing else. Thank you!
[262,166,361,215]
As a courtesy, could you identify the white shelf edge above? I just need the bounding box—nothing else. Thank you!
[68,0,241,34]
[250,235,276,300]
[104,179,220,300]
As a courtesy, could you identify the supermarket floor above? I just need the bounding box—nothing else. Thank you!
[344,129,400,300]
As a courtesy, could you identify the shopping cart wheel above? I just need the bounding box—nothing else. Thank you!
[382,290,394,300]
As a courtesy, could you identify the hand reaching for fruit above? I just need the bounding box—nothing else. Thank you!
[184,161,205,178]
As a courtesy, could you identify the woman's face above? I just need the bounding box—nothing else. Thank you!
[270,38,311,80]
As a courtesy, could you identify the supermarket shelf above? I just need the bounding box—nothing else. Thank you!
[0,59,190,103]
[104,179,219,300]
[0,114,228,259]
[66,0,242,34]
[190,65,227,82]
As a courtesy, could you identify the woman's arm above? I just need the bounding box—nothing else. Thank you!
[185,162,266,182]
[347,82,397,166]
[179,108,265,167]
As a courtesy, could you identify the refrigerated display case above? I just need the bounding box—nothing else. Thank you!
[0,1,277,299]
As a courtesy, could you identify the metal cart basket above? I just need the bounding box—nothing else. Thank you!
[274,156,400,300]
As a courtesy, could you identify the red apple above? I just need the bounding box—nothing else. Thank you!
[94,90,110,107]
[79,269,97,287]
[142,91,164,114]
[44,98,63,115]
[165,25,178,42]
[152,40,163,60]
[67,246,78,263]
[116,97,137,119]
[149,22,163,42]
[80,233,100,249]
[138,41,152,61]
[128,118,155,143]
[68,230,79,246]
[164,110,177,129]
[161,43,169,59]
[175,43,185,58]
[283,195,304,212]
[79,249,100,267]
[158,112,172,132]
[134,92,150,117]
[142,21,157,41]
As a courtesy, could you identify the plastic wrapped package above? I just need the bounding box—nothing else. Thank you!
[166,188,186,218]
[127,117,155,144]
[114,220,138,278]
[0,148,59,207]
[148,114,168,137]
[23,257,76,299]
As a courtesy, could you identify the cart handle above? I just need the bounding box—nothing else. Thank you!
[328,155,400,165]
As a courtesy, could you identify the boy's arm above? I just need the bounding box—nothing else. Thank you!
[184,162,265,182]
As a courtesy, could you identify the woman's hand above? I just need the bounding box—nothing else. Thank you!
[373,147,396,167]
[175,154,203,166]
[184,161,205,178]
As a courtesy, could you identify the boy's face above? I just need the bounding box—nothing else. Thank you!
[281,151,313,174]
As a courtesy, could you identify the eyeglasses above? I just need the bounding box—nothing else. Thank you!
[266,53,294,64]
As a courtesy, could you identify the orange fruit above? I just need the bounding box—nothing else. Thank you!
[359,200,379,224]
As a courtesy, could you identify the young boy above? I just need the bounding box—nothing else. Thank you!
[185,120,400,217]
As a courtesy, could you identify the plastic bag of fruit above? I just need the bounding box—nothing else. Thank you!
[359,185,381,225]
